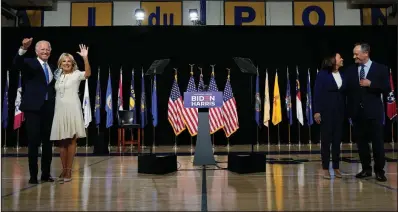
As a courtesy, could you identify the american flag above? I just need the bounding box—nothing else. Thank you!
[208,72,224,134]
[198,73,205,91]
[168,73,186,135]
[182,73,198,136]
[222,75,238,137]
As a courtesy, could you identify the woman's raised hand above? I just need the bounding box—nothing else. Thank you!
[77,44,88,58]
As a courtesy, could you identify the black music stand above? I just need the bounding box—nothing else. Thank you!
[138,59,177,175]
[145,59,170,75]
[145,59,169,153]
[233,57,257,74]
[234,57,258,152]
[228,57,266,174]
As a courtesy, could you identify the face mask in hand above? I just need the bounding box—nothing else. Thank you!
[54,68,63,80]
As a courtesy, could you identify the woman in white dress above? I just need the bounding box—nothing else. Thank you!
[50,44,91,182]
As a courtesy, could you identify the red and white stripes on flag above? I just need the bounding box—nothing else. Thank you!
[118,69,123,110]
[208,71,224,134]
[14,72,24,130]
[182,72,198,136]
[296,67,304,125]
[222,75,239,137]
[168,72,186,135]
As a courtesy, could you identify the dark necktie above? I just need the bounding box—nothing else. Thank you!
[360,64,365,79]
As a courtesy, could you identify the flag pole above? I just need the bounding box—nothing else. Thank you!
[153,127,156,152]
[277,125,280,146]
[3,70,8,150]
[267,126,270,146]
[3,130,6,149]
[298,124,301,145]
[392,122,394,144]
[107,68,111,152]
[108,128,111,152]
[151,71,156,150]
[212,134,215,149]
[255,67,259,148]
[173,135,177,152]
[308,125,311,144]
[16,128,20,149]
[142,129,145,150]
[97,68,100,137]
[319,129,322,148]
[86,128,88,149]
[172,68,179,152]
[256,127,259,147]
[188,64,195,151]
[190,136,193,151]
[251,68,254,153]
[288,124,290,144]
[349,124,352,143]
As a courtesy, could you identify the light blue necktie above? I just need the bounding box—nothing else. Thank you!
[43,63,49,100]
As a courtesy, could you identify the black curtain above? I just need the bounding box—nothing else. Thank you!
[1,26,397,147]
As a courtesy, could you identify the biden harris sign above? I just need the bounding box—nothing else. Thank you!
[184,92,223,108]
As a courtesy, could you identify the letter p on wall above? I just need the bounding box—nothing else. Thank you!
[225,2,265,25]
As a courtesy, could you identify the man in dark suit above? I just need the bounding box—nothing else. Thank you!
[346,43,389,182]
[13,38,55,184]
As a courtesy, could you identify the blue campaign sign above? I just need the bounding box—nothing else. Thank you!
[184,92,223,108]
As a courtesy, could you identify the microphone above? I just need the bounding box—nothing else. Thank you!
[199,84,208,91]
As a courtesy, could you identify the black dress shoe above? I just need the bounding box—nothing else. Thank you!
[29,178,38,184]
[41,176,55,182]
[355,170,372,178]
[376,173,387,182]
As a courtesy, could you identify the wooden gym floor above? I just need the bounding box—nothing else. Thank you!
[1,143,397,211]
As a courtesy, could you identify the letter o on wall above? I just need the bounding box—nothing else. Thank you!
[301,6,326,26]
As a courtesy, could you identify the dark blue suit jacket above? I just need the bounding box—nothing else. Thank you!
[345,62,390,121]
[314,70,347,120]
[13,52,56,112]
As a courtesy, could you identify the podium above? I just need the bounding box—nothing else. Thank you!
[184,91,223,166]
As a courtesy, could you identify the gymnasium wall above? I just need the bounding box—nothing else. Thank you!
[16,1,388,27]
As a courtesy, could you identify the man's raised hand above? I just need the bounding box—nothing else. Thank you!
[22,38,33,50]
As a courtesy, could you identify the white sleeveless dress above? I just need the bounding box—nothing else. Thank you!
[50,70,86,140]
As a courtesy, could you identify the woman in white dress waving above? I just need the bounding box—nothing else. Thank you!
[50,44,91,182]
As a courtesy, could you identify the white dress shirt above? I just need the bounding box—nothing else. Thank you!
[18,48,53,82]
[332,71,342,89]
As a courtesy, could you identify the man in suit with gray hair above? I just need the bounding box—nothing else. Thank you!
[13,38,56,184]
[345,43,389,182]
